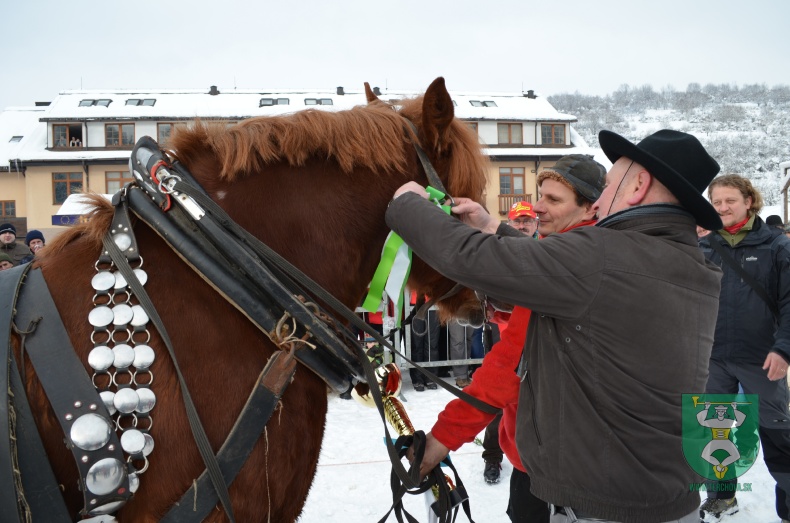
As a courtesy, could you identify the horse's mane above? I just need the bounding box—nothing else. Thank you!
[43,93,489,258]
[167,95,489,199]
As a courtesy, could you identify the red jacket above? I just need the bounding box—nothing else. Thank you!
[430,219,596,471]
[431,306,530,471]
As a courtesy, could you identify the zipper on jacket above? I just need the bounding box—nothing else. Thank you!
[525,371,542,446]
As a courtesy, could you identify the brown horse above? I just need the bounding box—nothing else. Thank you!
[20,77,488,522]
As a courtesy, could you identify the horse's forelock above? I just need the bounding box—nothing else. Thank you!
[398,95,489,204]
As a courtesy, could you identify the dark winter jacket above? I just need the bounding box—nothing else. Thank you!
[386,194,722,523]
[699,215,790,364]
[0,240,31,266]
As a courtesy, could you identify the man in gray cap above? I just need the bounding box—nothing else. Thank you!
[388,129,723,523]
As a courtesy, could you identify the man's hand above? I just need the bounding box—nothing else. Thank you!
[451,198,500,233]
[406,432,451,480]
[393,182,430,200]
[763,352,789,381]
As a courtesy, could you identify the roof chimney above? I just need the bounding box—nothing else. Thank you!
[209,85,220,96]
[524,90,536,99]
[373,86,382,96]
[336,86,345,95]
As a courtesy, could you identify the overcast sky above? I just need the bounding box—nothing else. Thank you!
[1,0,788,109]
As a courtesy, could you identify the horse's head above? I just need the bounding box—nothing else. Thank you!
[368,78,490,327]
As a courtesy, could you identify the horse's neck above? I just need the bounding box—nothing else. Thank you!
[198,160,400,311]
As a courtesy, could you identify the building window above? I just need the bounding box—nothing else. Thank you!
[158,123,174,145]
[0,201,15,218]
[467,122,478,133]
[260,98,290,107]
[499,167,525,195]
[106,171,135,194]
[105,124,135,146]
[52,173,83,204]
[497,123,523,145]
[125,98,157,106]
[470,100,498,107]
[304,98,333,105]
[9,136,22,143]
[541,124,566,145]
[79,99,112,107]
[53,124,83,148]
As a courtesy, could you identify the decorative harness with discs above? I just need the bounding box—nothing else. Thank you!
[0,129,498,523]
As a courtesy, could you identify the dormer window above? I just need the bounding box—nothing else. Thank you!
[470,100,497,107]
[304,98,333,106]
[79,99,113,107]
[125,98,157,106]
[259,98,290,107]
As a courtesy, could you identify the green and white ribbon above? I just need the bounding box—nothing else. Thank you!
[362,186,451,326]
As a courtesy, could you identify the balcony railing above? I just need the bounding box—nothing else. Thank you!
[498,194,532,215]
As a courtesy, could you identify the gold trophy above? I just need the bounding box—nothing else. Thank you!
[353,360,467,521]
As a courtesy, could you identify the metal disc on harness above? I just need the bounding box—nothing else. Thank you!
[120,429,146,455]
[113,388,139,414]
[70,414,113,451]
[136,388,156,414]
[112,344,135,369]
[133,345,154,369]
[89,346,114,372]
[89,306,114,328]
[86,458,125,496]
[91,271,116,292]
[131,305,149,327]
[112,304,134,326]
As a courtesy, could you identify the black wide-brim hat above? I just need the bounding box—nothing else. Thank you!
[598,129,722,231]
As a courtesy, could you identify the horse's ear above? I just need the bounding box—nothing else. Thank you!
[421,77,454,152]
[364,82,379,104]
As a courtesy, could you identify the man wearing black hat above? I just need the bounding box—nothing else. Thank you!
[0,223,32,266]
[386,129,723,523]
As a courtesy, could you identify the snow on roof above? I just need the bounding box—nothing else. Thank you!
[0,106,46,169]
[40,87,575,122]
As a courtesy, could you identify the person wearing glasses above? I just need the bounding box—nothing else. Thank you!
[391,131,722,523]
[401,154,606,522]
[507,201,539,238]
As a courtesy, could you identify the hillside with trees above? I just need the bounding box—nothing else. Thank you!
[548,83,790,204]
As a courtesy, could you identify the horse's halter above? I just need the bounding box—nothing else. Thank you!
[402,119,481,328]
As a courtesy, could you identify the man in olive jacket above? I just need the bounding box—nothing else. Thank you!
[386,129,723,523]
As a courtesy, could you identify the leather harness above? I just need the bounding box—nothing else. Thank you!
[0,131,498,522]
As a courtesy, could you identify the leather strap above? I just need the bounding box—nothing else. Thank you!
[161,351,297,522]
[0,264,31,523]
[14,268,131,516]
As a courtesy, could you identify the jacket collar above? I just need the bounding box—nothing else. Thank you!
[595,204,699,247]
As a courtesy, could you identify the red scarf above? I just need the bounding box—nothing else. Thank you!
[538,219,596,239]
[723,216,750,235]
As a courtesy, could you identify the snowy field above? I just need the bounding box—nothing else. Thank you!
[301,377,780,523]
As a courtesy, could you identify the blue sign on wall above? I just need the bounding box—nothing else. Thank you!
[51,214,89,226]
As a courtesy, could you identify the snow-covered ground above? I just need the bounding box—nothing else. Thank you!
[301,377,780,522]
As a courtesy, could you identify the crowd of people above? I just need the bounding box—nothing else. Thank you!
[0,223,45,271]
[378,128,790,523]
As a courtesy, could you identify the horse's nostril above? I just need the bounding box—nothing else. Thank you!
[457,310,486,329]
